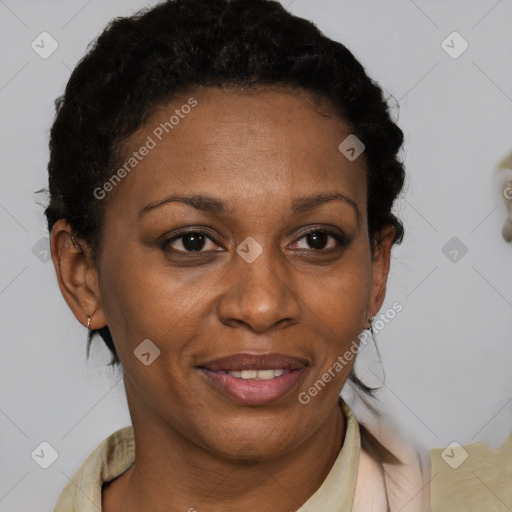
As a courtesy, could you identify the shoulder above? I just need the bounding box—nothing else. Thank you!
[54,426,135,512]
[430,432,512,511]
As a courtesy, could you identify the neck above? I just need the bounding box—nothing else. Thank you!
[103,386,345,512]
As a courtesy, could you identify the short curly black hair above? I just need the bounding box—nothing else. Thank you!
[44,0,406,372]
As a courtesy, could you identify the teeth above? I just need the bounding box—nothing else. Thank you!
[256,369,275,380]
[240,370,258,379]
[225,369,288,379]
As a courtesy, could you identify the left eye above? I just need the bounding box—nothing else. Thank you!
[290,229,346,251]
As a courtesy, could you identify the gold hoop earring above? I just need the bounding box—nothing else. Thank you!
[87,316,91,329]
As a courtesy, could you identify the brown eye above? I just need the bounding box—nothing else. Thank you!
[304,231,329,250]
[162,231,222,253]
[290,229,349,251]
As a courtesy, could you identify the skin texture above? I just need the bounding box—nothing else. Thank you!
[51,87,395,512]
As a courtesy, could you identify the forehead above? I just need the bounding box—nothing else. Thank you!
[104,87,367,217]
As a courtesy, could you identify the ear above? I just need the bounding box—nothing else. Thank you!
[50,219,107,330]
[366,225,396,320]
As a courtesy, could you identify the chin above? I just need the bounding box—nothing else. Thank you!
[201,420,302,462]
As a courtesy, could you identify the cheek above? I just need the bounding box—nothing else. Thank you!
[308,250,371,319]
[293,256,372,405]
[97,248,186,353]
[300,250,372,359]
[97,243,224,373]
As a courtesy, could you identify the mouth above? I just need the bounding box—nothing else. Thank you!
[196,352,309,406]
[209,368,292,379]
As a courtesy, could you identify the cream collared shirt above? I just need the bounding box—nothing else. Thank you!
[54,399,428,512]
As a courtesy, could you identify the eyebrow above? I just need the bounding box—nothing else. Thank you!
[139,192,360,222]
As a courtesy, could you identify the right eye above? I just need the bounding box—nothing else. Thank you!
[161,230,224,254]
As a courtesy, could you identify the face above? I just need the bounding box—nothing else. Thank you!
[54,87,393,461]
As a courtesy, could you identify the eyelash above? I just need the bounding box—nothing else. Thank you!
[161,227,349,255]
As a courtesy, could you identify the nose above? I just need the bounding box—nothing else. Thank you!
[217,246,301,333]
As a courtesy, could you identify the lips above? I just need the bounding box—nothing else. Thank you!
[196,352,309,406]
[197,352,309,372]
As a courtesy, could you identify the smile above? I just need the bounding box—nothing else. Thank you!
[216,369,289,379]
[199,367,306,406]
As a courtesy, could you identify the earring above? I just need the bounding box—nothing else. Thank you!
[87,316,91,329]
[71,233,84,252]
[367,316,375,330]
[71,233,81,250]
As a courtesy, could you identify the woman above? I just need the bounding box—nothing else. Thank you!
[46,0,428,510]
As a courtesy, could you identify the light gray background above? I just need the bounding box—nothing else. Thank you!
[1,0,511,510]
